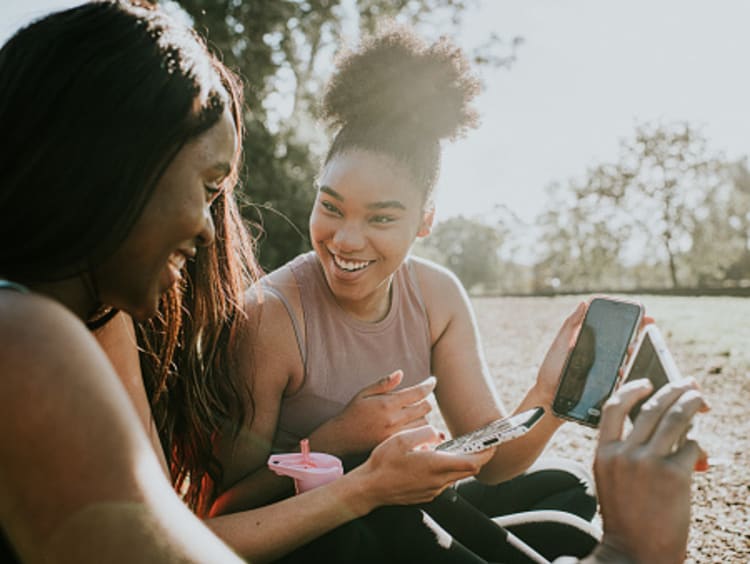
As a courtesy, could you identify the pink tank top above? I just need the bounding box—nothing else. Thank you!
[271,252,432,451]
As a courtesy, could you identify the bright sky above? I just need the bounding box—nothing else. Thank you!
[4,0,749,228]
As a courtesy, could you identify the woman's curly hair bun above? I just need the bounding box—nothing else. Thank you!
[321,24,480,143]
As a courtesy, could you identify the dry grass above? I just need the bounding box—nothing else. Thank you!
[465,295,750,563]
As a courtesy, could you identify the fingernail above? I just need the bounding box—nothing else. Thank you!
[694,458,709,472]
[439,432,446,441]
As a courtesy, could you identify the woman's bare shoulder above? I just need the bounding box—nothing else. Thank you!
[0,291,98,365]
[409,256,469,328]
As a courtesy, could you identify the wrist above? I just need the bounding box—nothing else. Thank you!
[338,465,379,517]
[524,384,563,427]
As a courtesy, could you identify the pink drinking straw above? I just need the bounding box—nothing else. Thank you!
[300,438,316,468]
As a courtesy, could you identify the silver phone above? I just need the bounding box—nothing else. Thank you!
[435,407,545,454]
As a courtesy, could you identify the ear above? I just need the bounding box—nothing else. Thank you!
[417,205,435,238]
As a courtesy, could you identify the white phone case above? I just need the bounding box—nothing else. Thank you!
[435,407,545,454]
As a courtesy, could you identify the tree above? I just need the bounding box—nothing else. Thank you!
[610,122,724,288]
[414,215,504,292]
[165,0,519,270]
[535,122,732,292]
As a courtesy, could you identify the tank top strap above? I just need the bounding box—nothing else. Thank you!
[0,279,29,293]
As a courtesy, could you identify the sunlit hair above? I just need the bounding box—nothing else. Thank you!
[139,62,262,516]
[320,24,481,205]
[0,0,260,515]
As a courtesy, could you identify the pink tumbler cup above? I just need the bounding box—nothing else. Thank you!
[267,439,343,494]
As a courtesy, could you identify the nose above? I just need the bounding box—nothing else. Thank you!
[332,221,366,252]
[196,204,216,248]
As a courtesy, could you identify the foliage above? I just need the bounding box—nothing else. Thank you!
[167,0,516,271]
[413,215,504,292]
[535,121,743,292]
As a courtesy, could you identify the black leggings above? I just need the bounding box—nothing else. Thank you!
[277,461,599,564]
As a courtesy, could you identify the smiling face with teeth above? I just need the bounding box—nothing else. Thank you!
[310,149,434,321]
[91,107,237,320]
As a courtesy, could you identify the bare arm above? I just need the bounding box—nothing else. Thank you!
[206,426,493,562]
[0,294,242,563]
[415,258,584,483]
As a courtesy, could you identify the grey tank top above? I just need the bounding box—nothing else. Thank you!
[271,252,432,452]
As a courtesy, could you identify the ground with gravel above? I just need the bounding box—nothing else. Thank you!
[452,295,749,563]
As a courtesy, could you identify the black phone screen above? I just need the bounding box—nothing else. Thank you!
[553,298,642,426]
[624,332,670,420]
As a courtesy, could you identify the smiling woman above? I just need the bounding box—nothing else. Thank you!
[0,1,254,561]
[210,24,603,563]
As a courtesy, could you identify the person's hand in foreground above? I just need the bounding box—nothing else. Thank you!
[583,378,708,564]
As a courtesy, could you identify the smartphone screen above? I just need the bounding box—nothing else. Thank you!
[553,297,643,426]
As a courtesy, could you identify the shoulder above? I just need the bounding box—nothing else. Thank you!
[0,293,171,555]
[0,291,104,369]
[240,263,305,393]
[408,255,469,310]
[407,256,474,343]
[0,292,131,423]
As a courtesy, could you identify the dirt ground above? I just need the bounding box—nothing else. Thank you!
[464,295,749,563]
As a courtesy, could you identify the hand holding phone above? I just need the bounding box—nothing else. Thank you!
[552,296,644,427]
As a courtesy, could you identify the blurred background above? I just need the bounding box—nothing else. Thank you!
[4,0,750,296]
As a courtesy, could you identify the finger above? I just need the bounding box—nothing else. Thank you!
[626,379,699,447]
[362,369,404,397]
[644,389,707,456]
[394,425,442,449]
[394,401,432,426]
[399,416,430,432]
[390,375,437,405]
[641,315,655,327]
[669,438,702,473]
[598,378,653,443]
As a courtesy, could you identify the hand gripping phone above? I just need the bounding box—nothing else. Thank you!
[552,296,644,427]
[622,324,681,421]
[435,407,545,454]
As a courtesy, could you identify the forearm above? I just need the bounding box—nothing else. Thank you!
[476,384,563,483]
[210,466,295,516]
[205,470,375,562]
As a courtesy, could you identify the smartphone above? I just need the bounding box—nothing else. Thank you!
[622,324,681,421]
[552,296,643,427]
[434,407,545,454]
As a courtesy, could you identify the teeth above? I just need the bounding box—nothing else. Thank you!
[333,254,370,272]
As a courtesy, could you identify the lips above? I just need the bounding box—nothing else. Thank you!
[330,251,374,272]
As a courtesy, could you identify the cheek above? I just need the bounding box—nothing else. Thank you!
[309,210,333,239]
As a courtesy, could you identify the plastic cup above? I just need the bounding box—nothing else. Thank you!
[267,439,343,494]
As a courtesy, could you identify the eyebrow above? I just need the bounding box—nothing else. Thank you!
[319,185,406,210]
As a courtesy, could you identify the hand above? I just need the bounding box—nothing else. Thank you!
[534,302,587,405]
[312,371,435,456]
[588,378,707,564]
[353,426,494,509]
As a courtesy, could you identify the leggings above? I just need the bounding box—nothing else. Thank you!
[277,459,599,564]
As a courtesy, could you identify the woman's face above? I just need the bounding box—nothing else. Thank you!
[309,150,433,316]
[94,107,237,320]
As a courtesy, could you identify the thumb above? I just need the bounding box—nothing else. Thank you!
[362,369,403,397]
[394,425,442,450]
